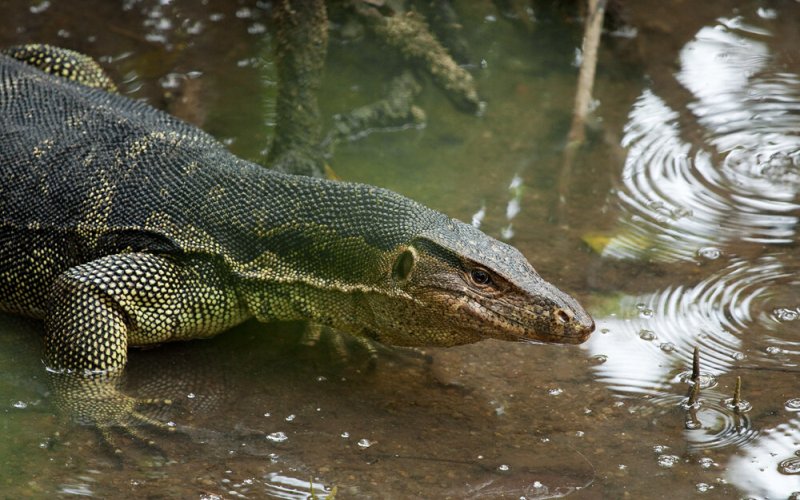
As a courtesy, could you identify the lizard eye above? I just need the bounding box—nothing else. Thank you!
[470,268,492,286]
[393,248,416,281]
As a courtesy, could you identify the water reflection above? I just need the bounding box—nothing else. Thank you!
[599,16,800,262]
[726,418,800,497]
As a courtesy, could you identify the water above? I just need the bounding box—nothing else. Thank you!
[2,0,800,498]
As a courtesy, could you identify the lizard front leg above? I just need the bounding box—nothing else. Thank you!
[43,252,247,447]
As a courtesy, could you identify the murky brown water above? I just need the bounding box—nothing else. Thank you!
[1,0,800,498]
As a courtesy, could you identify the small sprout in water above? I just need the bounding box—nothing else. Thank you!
[266,431,288,443]
[657,455,681,468]
[724,377,752,413]
[692,346,701,381]
[357,438,373,449]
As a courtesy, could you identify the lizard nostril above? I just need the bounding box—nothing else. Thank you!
[554,308,572,324]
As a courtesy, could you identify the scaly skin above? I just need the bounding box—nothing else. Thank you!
[0,46,593,436]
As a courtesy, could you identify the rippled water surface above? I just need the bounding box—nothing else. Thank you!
[2,1,800,498]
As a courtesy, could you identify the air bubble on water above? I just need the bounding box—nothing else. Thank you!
[316,376,327,382]
[285,414,295,422]
[266,432,288,443]
[765,346,783,356]
[590,354,608,365]
[639,329,656,341]
[639,308,654,319]
[774,308,799,322]
[730,351,746,361]
[187,392,196,399]
[697,247,721,260]
[600,328,610,334]
[652,444,670,453]
[340,432,350,439]
[357,438,373,449]
[11,401,27,409]
[696,483,712,493]
[657,455,681,468]
[785,398,800,412]
[698,457,716,469]
[497,464,510,472]
[659,342,676,353]
[778,456,800,475]
[677,371,717,389]
[548,388,564,396]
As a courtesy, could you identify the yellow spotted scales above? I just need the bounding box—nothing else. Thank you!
[0,45,593,435]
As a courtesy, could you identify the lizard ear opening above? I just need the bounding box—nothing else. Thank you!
[392,248,416,281]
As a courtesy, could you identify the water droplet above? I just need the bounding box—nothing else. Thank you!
[785,398,800,412]
[697,247,721,260]
[639,308,654,319]
[639,329,656,341]
[497,464,510,472]
[266,432,288,443]
[548,388,564,396]
[730,351,746,361]
[357,438,373,449]
[659,342,676,353]
[657,455,681,468]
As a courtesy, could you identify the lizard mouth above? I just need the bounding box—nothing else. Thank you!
[454,297,594,345]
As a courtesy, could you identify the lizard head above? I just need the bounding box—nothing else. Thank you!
[359,219,595,347]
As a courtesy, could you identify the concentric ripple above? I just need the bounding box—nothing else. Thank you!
[587,254,800,398]
[599,16,800,262]
[645,392,759,451]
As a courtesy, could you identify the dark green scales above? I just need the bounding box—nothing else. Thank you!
[0,45,593,432]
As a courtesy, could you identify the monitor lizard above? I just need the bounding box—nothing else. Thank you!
[0,45,594,440]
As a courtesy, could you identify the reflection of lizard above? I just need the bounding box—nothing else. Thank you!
[0,45,593,435]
